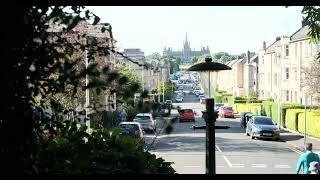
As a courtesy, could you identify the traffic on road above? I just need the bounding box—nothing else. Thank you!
[142,71,303,174]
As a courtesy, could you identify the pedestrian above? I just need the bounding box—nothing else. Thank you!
[295,143,320,174]
[120,109,128,122]
[309,161,319,174]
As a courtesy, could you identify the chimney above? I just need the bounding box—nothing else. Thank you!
[263,41,266,50]
[276,37,281,41]
[247,50,250,64]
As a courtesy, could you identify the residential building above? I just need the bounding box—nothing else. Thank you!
[215,51,258,97]
[258,22,320,104]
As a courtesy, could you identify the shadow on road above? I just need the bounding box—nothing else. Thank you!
[216,136,290,153]
[150,135,205,152]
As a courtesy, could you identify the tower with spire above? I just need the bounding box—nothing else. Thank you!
[163,32,210,64]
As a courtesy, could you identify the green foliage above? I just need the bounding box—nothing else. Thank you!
[301,6,320,43]
[156,81,175,102]
[234,100,263,103]
[0,6,162,173]
[299,110,320,138]
[31,121,176,174]
[233,103,261,115]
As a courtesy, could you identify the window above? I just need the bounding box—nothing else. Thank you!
[286,90,290,101]
[285,45,289,56]
[295,43,297,57]
[285,68,289,80]
[295,91,298,102]
[274,74,277,86]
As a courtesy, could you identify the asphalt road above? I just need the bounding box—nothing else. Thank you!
[145,93,302,174]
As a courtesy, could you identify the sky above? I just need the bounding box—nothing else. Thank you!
[87,6,304,56]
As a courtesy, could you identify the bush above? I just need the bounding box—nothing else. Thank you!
[234,100,263,103]
[125,105,138,122]
[233,103,262,115]
[285,109,305,131]
[32,121,176,174]
[297,110,320,138]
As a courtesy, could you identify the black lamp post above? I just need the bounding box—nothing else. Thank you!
[188,56,231,174]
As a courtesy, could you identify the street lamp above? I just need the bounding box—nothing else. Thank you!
[188,56,231,174]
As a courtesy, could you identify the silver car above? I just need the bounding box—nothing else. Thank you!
[246,116,280,141]
[133,113,156,133]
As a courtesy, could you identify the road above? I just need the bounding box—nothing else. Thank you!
[144,93,302,174]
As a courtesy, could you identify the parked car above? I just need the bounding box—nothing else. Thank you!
[246,116,280,141]
[178,109,196,122]
[165,100,173,109]
[193,90,200,95]
[133,113,156,133]
[176,95,183,102]
[177,92,184,97]
[199,95,206,104]
[218,106,235,118]
[119,122,145,144]
[214,103,224,111]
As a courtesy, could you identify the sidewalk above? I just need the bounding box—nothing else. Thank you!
[280,128,320,154]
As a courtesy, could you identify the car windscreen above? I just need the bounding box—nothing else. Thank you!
[223,106,233,110]
[135,116,151,121]
[254,117,274,125]
[119,124,139,131]
[181,109,193,113]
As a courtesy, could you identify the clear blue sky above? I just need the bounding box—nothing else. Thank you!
[87,6,304,56]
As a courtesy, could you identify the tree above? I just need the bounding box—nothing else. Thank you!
[301,6,320,44]
[1,6,174,174]
[301,58,320,100]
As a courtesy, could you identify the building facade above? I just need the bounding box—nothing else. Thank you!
[215,51,258,98]
[163,33,210,64]
[116,48,170,94]
[258,24,320,104]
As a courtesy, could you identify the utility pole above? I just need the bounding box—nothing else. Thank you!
[162,68,165,102]
[304,96,307,147]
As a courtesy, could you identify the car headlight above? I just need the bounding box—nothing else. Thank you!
[274,129,280,134]
[254,128,262,133]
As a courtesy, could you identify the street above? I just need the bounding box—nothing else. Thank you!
[144,93,301,174]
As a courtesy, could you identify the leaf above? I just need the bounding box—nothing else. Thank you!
[93,16,100,25]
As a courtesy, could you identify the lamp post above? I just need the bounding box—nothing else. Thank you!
[188,56,231,174]
[162,68,165,103]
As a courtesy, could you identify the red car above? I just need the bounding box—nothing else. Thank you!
[178,109,196,122]
[218,106,235,118]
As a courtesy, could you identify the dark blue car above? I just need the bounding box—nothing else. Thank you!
[246,116,280,141]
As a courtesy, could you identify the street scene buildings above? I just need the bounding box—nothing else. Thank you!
[163,33,211,64]
[6,6,320,175]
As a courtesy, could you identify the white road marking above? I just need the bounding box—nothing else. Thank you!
[252,164,267,168]
[274,165,291,168]
[231,165,244,168]
[222,155,232,167]
[215,145,222,152]
[184,166,201,168]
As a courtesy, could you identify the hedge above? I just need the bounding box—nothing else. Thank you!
[233,103,261,115]
[297,110,320,138]
[285,109,305,131]
[234,100,263,103]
